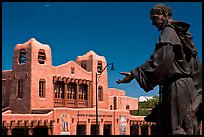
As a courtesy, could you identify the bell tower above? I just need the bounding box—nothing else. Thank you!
[9,38,52,113]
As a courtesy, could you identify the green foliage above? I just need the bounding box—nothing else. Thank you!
[132,96,159,116]
[138,106,148,116]
[139,96,159,109]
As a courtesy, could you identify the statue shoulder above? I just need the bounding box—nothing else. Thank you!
[158,25,182,46]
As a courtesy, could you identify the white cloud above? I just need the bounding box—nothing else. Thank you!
[37,3,51,10]
[45,4,51,8]
[139,96,153,102]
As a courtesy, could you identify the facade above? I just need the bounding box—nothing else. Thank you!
[2,38,158,135]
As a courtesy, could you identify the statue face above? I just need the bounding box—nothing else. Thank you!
[151,13,164,30]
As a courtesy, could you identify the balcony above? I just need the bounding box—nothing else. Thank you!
[54,98,88,108]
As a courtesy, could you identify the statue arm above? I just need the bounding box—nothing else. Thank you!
[131,44,175,92]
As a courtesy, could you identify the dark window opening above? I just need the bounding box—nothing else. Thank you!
[38,49,46,64]
[71,67,75,75]
[97,61,102,73]
[91,125,99,135]
[77,125,86,135]
[81,60,87,70]
[79,84,88,100]
[141,124,148,135]
[114,97,117,110]
[2,127,8,135]
[98,86,103,101]
[103,124,112,135]
[67,82,76,99]
[17,80,23,98]
[130,124,139,135]
[39,79,46,98]
[126,105,130,110]
[33,126,48,135]
[19,49,27,64]
[12,127,29,135]
[54,81,65,99]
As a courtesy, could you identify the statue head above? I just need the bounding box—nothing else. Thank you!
[150,4,172,31]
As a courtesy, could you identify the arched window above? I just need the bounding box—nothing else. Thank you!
[38,49,46,64]
[67,82,76,99]
[97,61,103,73]
[79,84,88,100]
[71,67,75,75]
[19,49,27,64]
[98,86,103,101]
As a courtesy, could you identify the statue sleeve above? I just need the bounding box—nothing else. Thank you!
[131,44,175,92]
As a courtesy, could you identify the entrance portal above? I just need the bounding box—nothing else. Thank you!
[2,127,8,135]
[12,127,29,135]
[130,124,139,135]
[103,124,112,135]
[33,126,48,135]
[77,125,86,135]
[91,125,98,135]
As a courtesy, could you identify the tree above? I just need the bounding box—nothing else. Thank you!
[132,96,159,116]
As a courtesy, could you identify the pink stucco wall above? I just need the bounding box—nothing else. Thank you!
[2,38,152,135]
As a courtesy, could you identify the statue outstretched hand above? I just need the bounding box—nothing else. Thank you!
[116,72,134,84]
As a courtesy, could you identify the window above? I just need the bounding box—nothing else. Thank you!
[97,61,102,73]
[81,60,87,70]
[110,105,112,110]
[67,82,76,99]
[126,105,130,110]
[54,81,65,99]
[38,49,46,64]
[71,67,75,75]
[98,86,103,101]
[79,84,88,100]
[114,97,117,110]
[39,79,46,98]
[19,49,27,64]
[17,80,23,98]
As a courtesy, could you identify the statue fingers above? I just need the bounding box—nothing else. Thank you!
[116,79,122,84]
[120,72,129,76]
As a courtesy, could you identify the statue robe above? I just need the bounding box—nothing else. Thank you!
[131,21,202,135]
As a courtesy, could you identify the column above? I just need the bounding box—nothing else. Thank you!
[99,120,103,135]
[64,82,68,107]
[8,121,15,135]
[66,78,70,101]
[7,127,12,135]
[200,121,202,135]
[86,120,91,135]
[48,128,52,135]
[126,119,130,135]
[148,122,151,135]
[138,121,142,135]
[88,81,93,107]
[49,120,54,135]
[75,79,79,107]
[28,128,33,135]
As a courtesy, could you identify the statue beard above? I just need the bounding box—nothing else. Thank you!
[157,18,169,31]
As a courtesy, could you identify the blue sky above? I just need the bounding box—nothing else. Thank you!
[2,2,202,98]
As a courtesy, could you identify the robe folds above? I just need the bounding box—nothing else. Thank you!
[131,21,202,135]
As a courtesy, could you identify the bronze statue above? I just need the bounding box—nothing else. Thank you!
[116,4,202,135]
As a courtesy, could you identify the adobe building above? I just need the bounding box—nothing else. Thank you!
[2,38,157,135]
